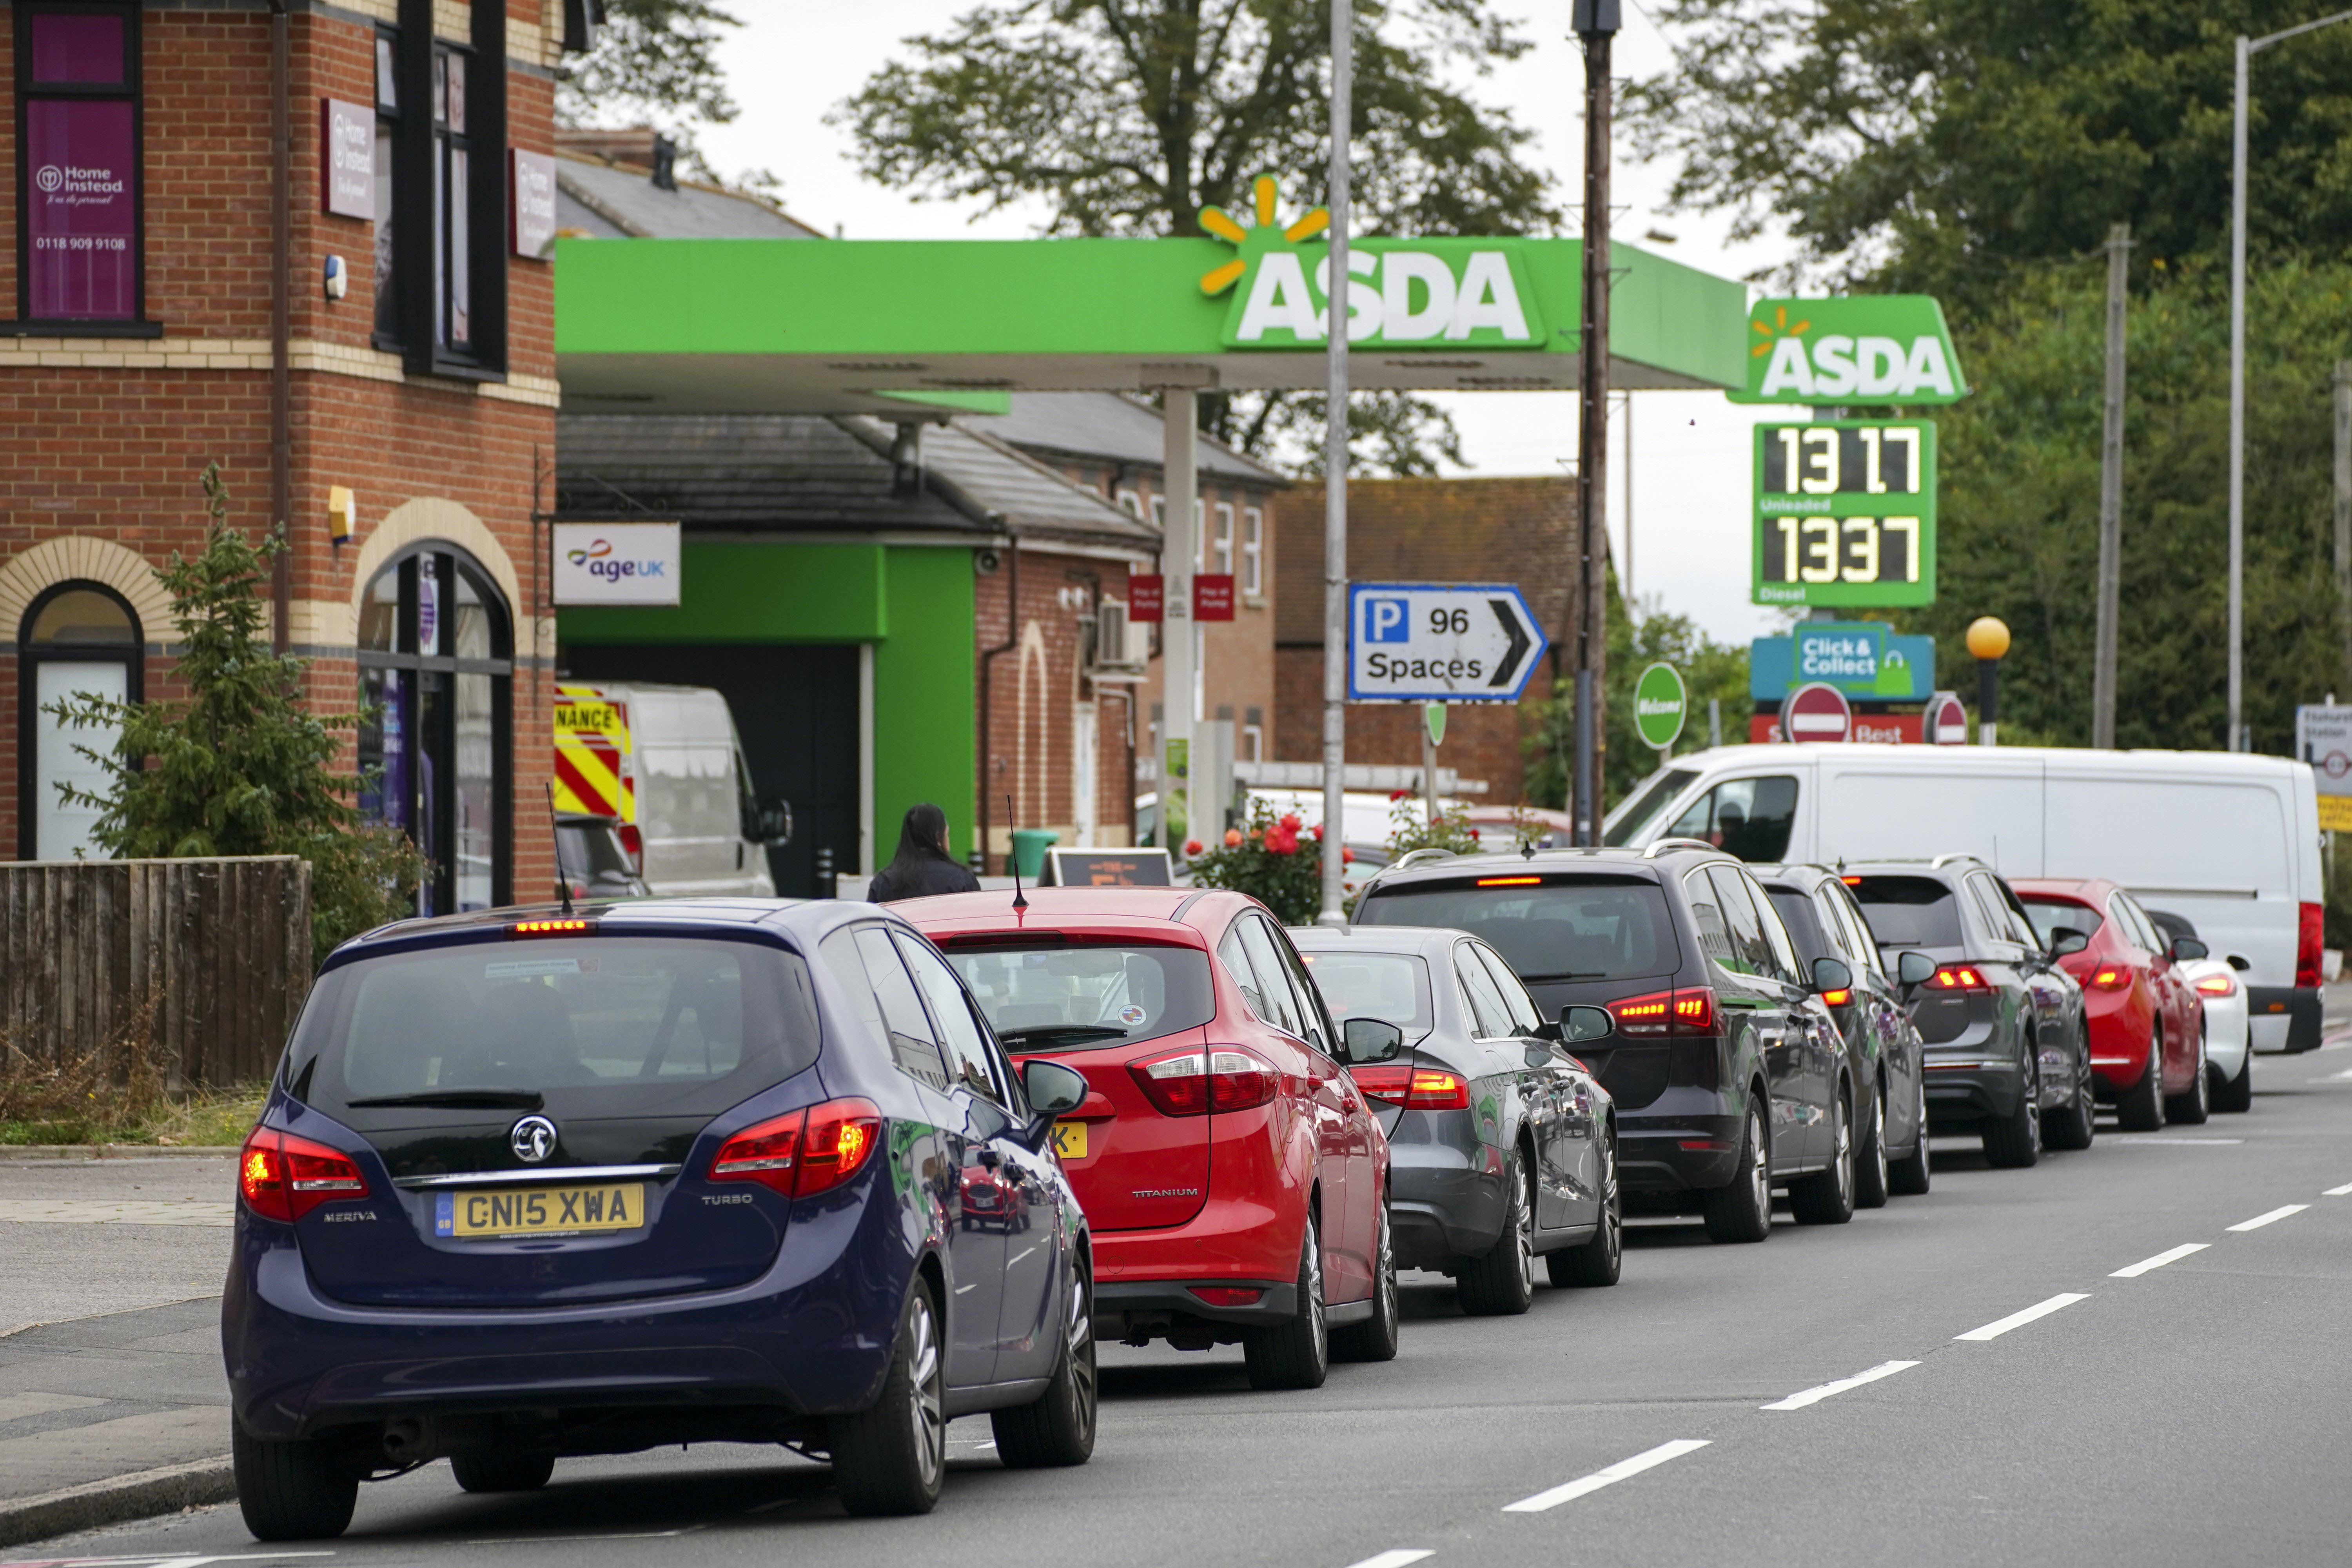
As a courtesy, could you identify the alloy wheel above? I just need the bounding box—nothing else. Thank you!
[907,1296,946,1491]
[1868,1088,1888,1196]
[1598,1137,1622,1272]
[1746,1106,1770,1216]
[1833,1096,1853,1207]
[1066,1274,1097,1442]
[1513,1167,1535,1297]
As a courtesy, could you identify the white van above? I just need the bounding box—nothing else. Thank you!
[1604,744,2325,1052]
[553,682,789,898]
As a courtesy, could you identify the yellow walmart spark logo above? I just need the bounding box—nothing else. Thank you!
[1749,303,1812,360]
[1196,174,1328,296]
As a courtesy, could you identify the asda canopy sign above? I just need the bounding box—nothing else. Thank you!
[1728,295,1969,406]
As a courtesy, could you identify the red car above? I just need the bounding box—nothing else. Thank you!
[902,887,1400,1390]
[2011,878,2210,1128]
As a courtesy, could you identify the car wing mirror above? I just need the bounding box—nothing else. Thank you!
[1021,1058,1088,1119]
[2049,927,2090,958]
[2169,936,2209,963]
[2228,953,2252,973]
[1811,955,1853,996]
[1896,950,1937,989]
[1341,1018,1405,1066]
[1560,1004,1615,1044]
[753,795,795,846]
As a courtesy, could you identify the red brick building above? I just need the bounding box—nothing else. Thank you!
[2,0,570,911]
[1272,477,1592,804]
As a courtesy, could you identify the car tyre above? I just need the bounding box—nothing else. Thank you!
[1853,1083,1891,1210]
[1789,1087,1857,1225]
[450,1450,555,1493]
[992,1263,1097,1468]
[1982,1051,2043,1168]
[2211,1044,2254,1114]
[2043,1031,2098,1151]
[2166,1020,2212,1125]
[830,1276,947,1516]
[2118,1024,2167,1132]
[1888,1073,1931,1196]
[1243,1213,1330,1390]
[232,1418,358,1541]
[1331,1199,1403,1360]
[1549,1129,1622,1287]
[1701,1099,1772,1244]
[1456,1150,1537,1316]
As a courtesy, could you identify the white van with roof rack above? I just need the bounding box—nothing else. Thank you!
[1602,744,2325,1053]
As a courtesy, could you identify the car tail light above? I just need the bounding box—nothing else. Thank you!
[239,1127,368,1223]
[2299,901,2324,989]
[710,1098,882,1197]
[1352,1065,1472,1110]
[2085,964,2134,991]
[617,821,644,874]
[1671,988,1718,1034]
[1927,965,1994,993]
[1606,987,1717,1036]
[1127,1047,1279,1116]
[2194,973,2238,998]
[1820,987,1852,1006]
[1191,1286,1264,1307]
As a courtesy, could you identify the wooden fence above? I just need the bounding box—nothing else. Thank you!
[1,856,313,1090]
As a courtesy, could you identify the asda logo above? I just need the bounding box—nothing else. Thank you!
[1730,296,1970,407]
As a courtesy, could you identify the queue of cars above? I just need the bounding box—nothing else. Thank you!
[222,756,2296,1535]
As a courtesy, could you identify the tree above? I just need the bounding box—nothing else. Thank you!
[557,0,759,187]
[49,466,429,965]
[836,0,1560,473]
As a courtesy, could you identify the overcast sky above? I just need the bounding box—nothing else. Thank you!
[690,0,1799,646]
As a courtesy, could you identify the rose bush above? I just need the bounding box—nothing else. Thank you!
[1185,802,1323,925]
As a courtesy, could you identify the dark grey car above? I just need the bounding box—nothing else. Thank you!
[1290,924,1621,1314]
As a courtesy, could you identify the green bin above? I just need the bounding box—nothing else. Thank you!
[1008,828,1058,880]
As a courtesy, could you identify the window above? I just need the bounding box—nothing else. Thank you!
[1150,494,1166,533]
[2020,895,2100,951]
[18,581,141,860]
[1699,865,1786,982]
[1242,724,1263,763]
[895,931,1005,1103]
[1849,877,1964,950]
[1359,875,1678,983]
[1117,490,1143,519]
[949,939,1216,1051]
[1453,945,1517,1038]
[372,28,399,340]
[375,0,505,372]
[1234,917,1305,1039]
[431,45,471,349]
[1744,869,1806,983]
[1219,927,1266,1019]
[1662,776,1799,862]
[1965,873,2025,949]
[1268,928,1334,1053]
[1602,767,1699,847]
[831,927,949,1090]
[15,3,144,328]
[356,544,512,913]
[1823,883,1886,977]
[1212,502,1234,576]
[1472,945,1545,1034]
[1242,507,1263,596]
[2110,893,2163,956]
[1298,949,1431,1037]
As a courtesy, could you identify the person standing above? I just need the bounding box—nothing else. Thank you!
[866,803,983,902]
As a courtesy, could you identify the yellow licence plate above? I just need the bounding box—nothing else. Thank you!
[435,1184,645,1239]
[1051,1122,1088,1160]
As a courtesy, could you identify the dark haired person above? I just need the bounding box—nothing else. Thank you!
[866,803,983,902]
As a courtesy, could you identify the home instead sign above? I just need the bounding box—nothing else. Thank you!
[323,99,372,220]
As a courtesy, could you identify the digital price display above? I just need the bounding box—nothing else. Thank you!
[1752,420,1938,608]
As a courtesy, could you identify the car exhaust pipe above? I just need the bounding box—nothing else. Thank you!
[380,1417,440,1465]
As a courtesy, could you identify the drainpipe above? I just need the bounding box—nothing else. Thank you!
[975,538,1019,873]
[268,0,292,654]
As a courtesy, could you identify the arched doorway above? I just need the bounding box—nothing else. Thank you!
[357,543,513,912]
[18,581,142,861]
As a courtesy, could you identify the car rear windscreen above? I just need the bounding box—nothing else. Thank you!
[1296,950,1432,1038]
[941,940,1214,1052]
[285,936,821,1119]
[1849,877,1964,949]
[2017,896,2101,947]
[1356,877,1678,982]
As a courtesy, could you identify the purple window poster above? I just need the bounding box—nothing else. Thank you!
[27,99,138,320]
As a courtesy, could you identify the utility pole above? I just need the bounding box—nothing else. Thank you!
[1571,0,1618,845]
[2092,222,2129,750]
[2336,360,2350,693]
[1318,0,1352,922]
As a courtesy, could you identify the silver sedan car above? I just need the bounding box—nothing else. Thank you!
[1291,924,1620,1316]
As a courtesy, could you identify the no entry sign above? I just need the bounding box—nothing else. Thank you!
[1926,691,1967,745]
[1783,681,1852,743]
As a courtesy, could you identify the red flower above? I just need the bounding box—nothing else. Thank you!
[1389,789,1412,800]
[1342,847,1354,864]
[1184,838,1203,856]
[1468,827,1481,838]
[1265,828,1299,855]
[1279,813,1302,833]
[1310,823,1324,840]
[1224,828,1243,848]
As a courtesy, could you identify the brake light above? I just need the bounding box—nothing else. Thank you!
[1927,965,1993,993]
[1840,876,1862,885]
[1191,1286,1264,1307]
[1820,988,1852,1006]
[1607,987,1717,1036]
[510,918,592,937]
[2087,964,2132,991]
[2194,973,2238,998]
[238,1127,369,1223]
[617,821,644,873]
[1477,876,1543,887]
[1352,1065,1472,1110]
[709,1097,882,1197]
[1672,988,1717,1033]
[1127,1047,1279,1116]
[2299,901,2323,989]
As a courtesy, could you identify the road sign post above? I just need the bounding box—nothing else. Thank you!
[2298,704,2352,831]
[1347,583,1550,703]
[1634,662,1686,755]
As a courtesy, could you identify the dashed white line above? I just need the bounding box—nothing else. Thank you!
[2113,1137,2244,1145]
[1501,1439,1711,1512]
[1761,1359,1920,1411]
[2111,1243,2209,1278]
[1955,1292,2091,1341]
[2227,1204,2309,1232]
[1338,1552,1434,1568]
[2325,1182,2352,1197]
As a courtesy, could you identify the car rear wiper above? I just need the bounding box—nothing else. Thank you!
[345,1090,546,1110]
[995,1024,1130,1045]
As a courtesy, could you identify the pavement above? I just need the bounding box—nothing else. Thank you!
[7,989,2352,1562]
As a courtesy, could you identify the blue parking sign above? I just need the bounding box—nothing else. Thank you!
[1364,596,1410,643]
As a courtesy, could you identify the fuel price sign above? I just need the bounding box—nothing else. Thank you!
[1752,419,1937,608]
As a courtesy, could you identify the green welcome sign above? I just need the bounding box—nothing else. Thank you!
[1634,663,1688,751]
[1728,296,1969,405]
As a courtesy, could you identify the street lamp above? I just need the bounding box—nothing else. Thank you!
[2230,8,2352,752]
[1967,616,2010,748]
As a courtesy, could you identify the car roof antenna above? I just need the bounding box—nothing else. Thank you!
[546,781,575,916]
[1007,793,1029,913]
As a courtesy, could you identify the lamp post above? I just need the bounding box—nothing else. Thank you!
[2230,8,2352,752]
[1318,0,1353,922]
[1967,617,2011,748]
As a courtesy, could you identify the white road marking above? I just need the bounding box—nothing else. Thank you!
[2227,1204,2309,1232]
[1761,1359,1920,1411]
[2323,1182,2352,1197]
[0,1558,334,1568]
[1338,1553,1434,1568]
[2111,1243,2209,1278]
[2325,1067,2352,1080]
[1501,1439,1711,1512]
[1955,1293,2091,1341]
[0,1391,106,1422]
[465,1531,702,1544]
[2112,1137,2244,1145]
[0,1199,234,1227]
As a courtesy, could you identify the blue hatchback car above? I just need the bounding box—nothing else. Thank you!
[223,899,1096,1535]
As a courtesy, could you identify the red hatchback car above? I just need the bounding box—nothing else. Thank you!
[2011,878,2210,1129]
[902,887,1400,1390]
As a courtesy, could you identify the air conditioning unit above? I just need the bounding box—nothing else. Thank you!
[1087,599,1149,679]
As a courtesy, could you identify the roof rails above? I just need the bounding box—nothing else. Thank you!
[1930,852,1985,869]
[1388,848,1455,874]
[1643,837,1720,858]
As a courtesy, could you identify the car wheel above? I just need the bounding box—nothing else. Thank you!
[2167,1018,2212,1124]
[2212,1040,2255,1114]
[451,1450,555,1493]
[1457,1148,1537,1316]
[1790,1087,1857,1224]
[1887,1073,1931,1196]
[992,1263,1098,1467]
[233,1419,358,1541]
[1332,1198,1403,1360]
[1982,1049,2043,1168]
[1243,1212,1330,1390]
[2043,1030,2098,1151]
[2118,1023,2167,1132]
[1550,1129,1622,1287]
[831,1276,947,1516]
[1701,1099,1772,1244]
[1853,1083,1891,1210]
